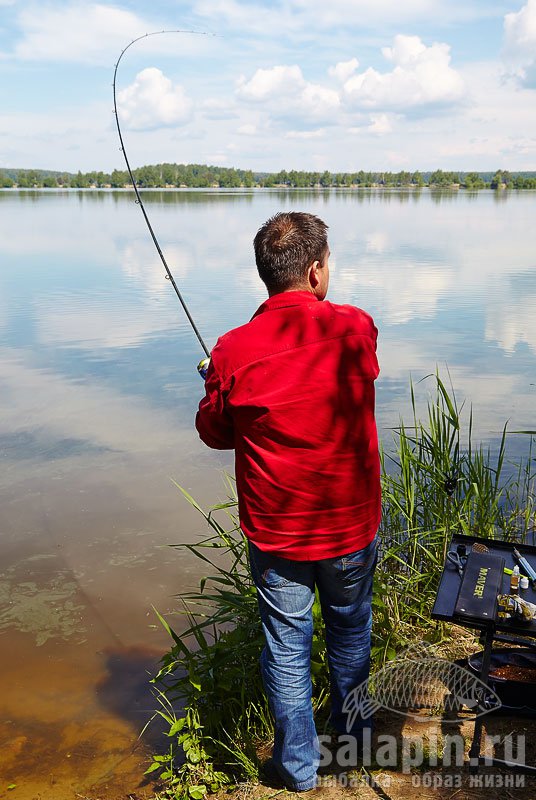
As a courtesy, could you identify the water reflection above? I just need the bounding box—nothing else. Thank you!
[484,269,536,354]
[1,187,534,446]
[0,188,535,796]
[1,188,534,445]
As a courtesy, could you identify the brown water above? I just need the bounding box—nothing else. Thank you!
[0,188,535,797]
[0,428,229,797]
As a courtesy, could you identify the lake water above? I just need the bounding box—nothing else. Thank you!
[0,188,535,797]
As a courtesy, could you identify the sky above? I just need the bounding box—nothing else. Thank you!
[1,0,536,173]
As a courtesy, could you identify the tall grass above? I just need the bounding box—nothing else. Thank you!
[375,373,534,661]
[149,374,535,798]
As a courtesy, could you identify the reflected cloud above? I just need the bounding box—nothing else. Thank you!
[365,231,389,254]
[485,300,536,354]
[0,191,122,259]
[0,351,190,455]
[337,261,453,325]
[36,301,176,350]
[35,241,195,350]
[377,348,533,443]
[484,270,536,354]
[0,430,114,461]
[1,190,535,449]
[122,240,193,294]
[379,265,451,324]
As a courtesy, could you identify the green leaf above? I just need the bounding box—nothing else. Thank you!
[168,718,187,736]
[152,606,184,649]
[188,785,207,799]
[144,762,162,775]
[171,482,206,515]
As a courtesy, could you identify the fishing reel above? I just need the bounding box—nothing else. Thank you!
[197,358,210,380]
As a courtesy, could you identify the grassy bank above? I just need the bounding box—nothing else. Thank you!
[148,374,535,798]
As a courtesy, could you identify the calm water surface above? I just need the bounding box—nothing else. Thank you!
[0,188,535,796]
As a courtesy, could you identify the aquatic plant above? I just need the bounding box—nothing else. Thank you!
[148,374,535,797]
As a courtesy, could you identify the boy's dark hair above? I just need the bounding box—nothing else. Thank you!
[253,212,329,292]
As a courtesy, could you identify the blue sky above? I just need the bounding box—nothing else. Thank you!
[1,0,536,172]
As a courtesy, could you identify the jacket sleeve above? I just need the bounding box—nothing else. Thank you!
[195,357,235,450]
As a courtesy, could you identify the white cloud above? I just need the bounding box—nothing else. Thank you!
[237,124,257,135]
[285,129,325,139]
[368,113,394,134]
[197,0,445,35]
[201,98,239,121]
[12,3,149,63]
[237,65,304,101]
[236,64,340,124]
[206,152,229,163]
[117,68,193,131]
[328,58,359,82]
[8,3,210,65]
[195,0,293,35]
[2,3,535,173]
[235,35,463,134]
[293,0,439,26]
[431,60,536,168]
[343,35,465,111]
[503,0,536,86]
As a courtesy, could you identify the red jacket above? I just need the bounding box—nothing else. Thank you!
[196,290,381,560]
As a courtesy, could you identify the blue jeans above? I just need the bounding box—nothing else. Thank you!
[248,535,378,791]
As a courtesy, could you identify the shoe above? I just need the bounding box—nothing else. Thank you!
[260,758,287,789]
[260,758,317,793]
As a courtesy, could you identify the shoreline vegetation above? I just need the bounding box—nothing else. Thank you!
[149,375,535,798]
[2,164,536,190]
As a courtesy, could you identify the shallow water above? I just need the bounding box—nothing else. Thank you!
[0,188,535,795]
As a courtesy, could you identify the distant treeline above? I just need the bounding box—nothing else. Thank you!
[1,164,536,190]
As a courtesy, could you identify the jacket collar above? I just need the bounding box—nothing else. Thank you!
[252,290,320,319]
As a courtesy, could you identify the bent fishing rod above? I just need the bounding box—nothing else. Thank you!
[113,30,213,373]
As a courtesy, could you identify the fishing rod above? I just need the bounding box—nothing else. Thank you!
[113,30,213,369]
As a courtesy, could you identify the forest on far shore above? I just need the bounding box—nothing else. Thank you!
[1,164,536,190]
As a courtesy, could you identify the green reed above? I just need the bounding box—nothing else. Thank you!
[375,372,534,662]
[149,373,534,798]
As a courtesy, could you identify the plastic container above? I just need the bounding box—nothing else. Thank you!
[511,565,520,594]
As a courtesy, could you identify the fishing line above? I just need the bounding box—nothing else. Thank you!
[113,30,213,358]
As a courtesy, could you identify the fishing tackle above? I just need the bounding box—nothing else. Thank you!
[113,30,213,370]
[498,594,536,622]
[513,547,536,589]
[446,547,467,577]
[197,358,210,379]
[443,471,458,497]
